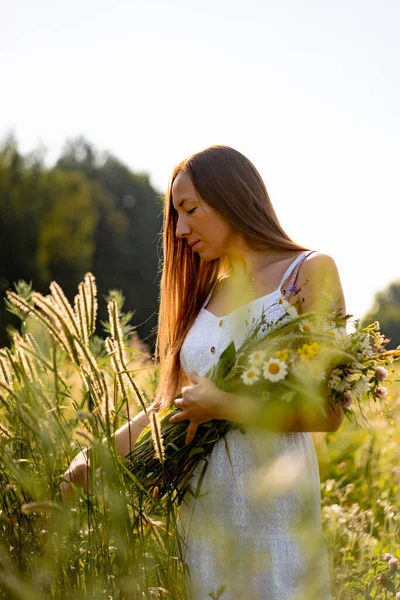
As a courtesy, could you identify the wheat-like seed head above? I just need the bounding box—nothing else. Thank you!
[108,299,128,367]
[50,281,80,337]
[150,411,165,463]
[0,350,13,387]
[31,293,76,361]
[75,288,89,347]
[83,273,97,336]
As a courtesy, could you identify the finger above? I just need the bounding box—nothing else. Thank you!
[185,422,198,445]
[181,385,192,394]
[187,370,201,385]
[174,398,183,408]
[169,411,189,424]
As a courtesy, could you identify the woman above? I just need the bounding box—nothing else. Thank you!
[62,145,345,599]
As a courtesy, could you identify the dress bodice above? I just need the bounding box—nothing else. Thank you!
[180,251,308,377]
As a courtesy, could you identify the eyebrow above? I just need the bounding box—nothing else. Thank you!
[176,198,196,208]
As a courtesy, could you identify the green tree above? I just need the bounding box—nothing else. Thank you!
[1,135,162,350]
[363,281,400,349]
[57,137,162,349]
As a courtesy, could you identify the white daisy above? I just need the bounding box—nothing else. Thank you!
[249,350,266,366]
[326,327,347,344]
[278,297,298,319]
[263,357,288,382]
[286,304,298,319]
[241,366,261,386]
[299,320,313,334]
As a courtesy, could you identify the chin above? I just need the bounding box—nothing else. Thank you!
[197,248,221,262]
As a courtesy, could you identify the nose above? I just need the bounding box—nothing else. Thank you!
[175,214,191,239]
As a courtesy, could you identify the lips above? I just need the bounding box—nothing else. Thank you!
[189,241,201,250]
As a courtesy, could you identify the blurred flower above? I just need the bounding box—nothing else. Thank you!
[241,366,261,386]
[376,386,387,397]
[383,553,393,561]
[376,366,388,381]
[263,358,288,382]
[352,377,370,398]
[298,342,320,360]
[395,593,400,600]
[282,390,295,403]
[299,320,313,334]
[248,350,265,366]
[275,349,289,362]
[329,370,348,393]
[340,392,352,408]
[376,574,387,585]
[324,479,335,492]
[389,557,399,570]
[326,328,344,342]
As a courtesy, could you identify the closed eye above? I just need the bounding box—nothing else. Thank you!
[187,208,196,214]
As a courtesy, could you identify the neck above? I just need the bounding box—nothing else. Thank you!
[224,246,274,280]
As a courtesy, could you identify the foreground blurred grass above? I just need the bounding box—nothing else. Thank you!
[315,364,400,599]
[0,275,400,599]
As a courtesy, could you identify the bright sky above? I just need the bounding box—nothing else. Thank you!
[2,0,399,319]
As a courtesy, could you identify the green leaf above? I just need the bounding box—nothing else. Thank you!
[385,580,396,593]
[211,341,236,380]
[188,447,205,456]
[167,442,180,452]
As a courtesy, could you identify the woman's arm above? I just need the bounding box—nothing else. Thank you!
[171,373,343,444]
[113,410,150,457]
[60,410,150,500]
[211,386,343,434]
[291,252,346,431]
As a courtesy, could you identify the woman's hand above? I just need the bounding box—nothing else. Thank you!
[169,370,226,444]
[60,410,150,503]
[60,451,90,502]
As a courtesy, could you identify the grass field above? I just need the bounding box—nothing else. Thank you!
[1,278,399,599]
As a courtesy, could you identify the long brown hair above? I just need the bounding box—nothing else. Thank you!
[155,145,306,409]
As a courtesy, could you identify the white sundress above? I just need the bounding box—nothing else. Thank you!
[178,251,332,600]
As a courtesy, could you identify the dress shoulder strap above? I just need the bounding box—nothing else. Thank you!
[279,250,317,297]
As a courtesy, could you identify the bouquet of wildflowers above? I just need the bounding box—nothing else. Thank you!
[128,298,400,506]
[219,298,398,414]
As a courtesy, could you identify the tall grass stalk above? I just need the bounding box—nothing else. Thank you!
[0,275,184,599]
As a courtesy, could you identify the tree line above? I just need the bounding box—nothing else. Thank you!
[0,135,162,350]
[0,134,399,351]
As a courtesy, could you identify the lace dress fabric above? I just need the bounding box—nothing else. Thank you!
[178,252,332,600]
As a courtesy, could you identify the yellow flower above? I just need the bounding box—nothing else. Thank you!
[263,357,288,382]
[241,366,261,386]
[275,349,289,362]
[249,350,266,366]
[297,342,320,360]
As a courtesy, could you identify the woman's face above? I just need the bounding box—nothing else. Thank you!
[171,171,241,261]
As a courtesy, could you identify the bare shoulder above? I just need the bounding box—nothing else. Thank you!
[300,252,340,277]
[295,252,345,314]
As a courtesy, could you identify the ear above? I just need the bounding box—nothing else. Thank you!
[187,369,201,384]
